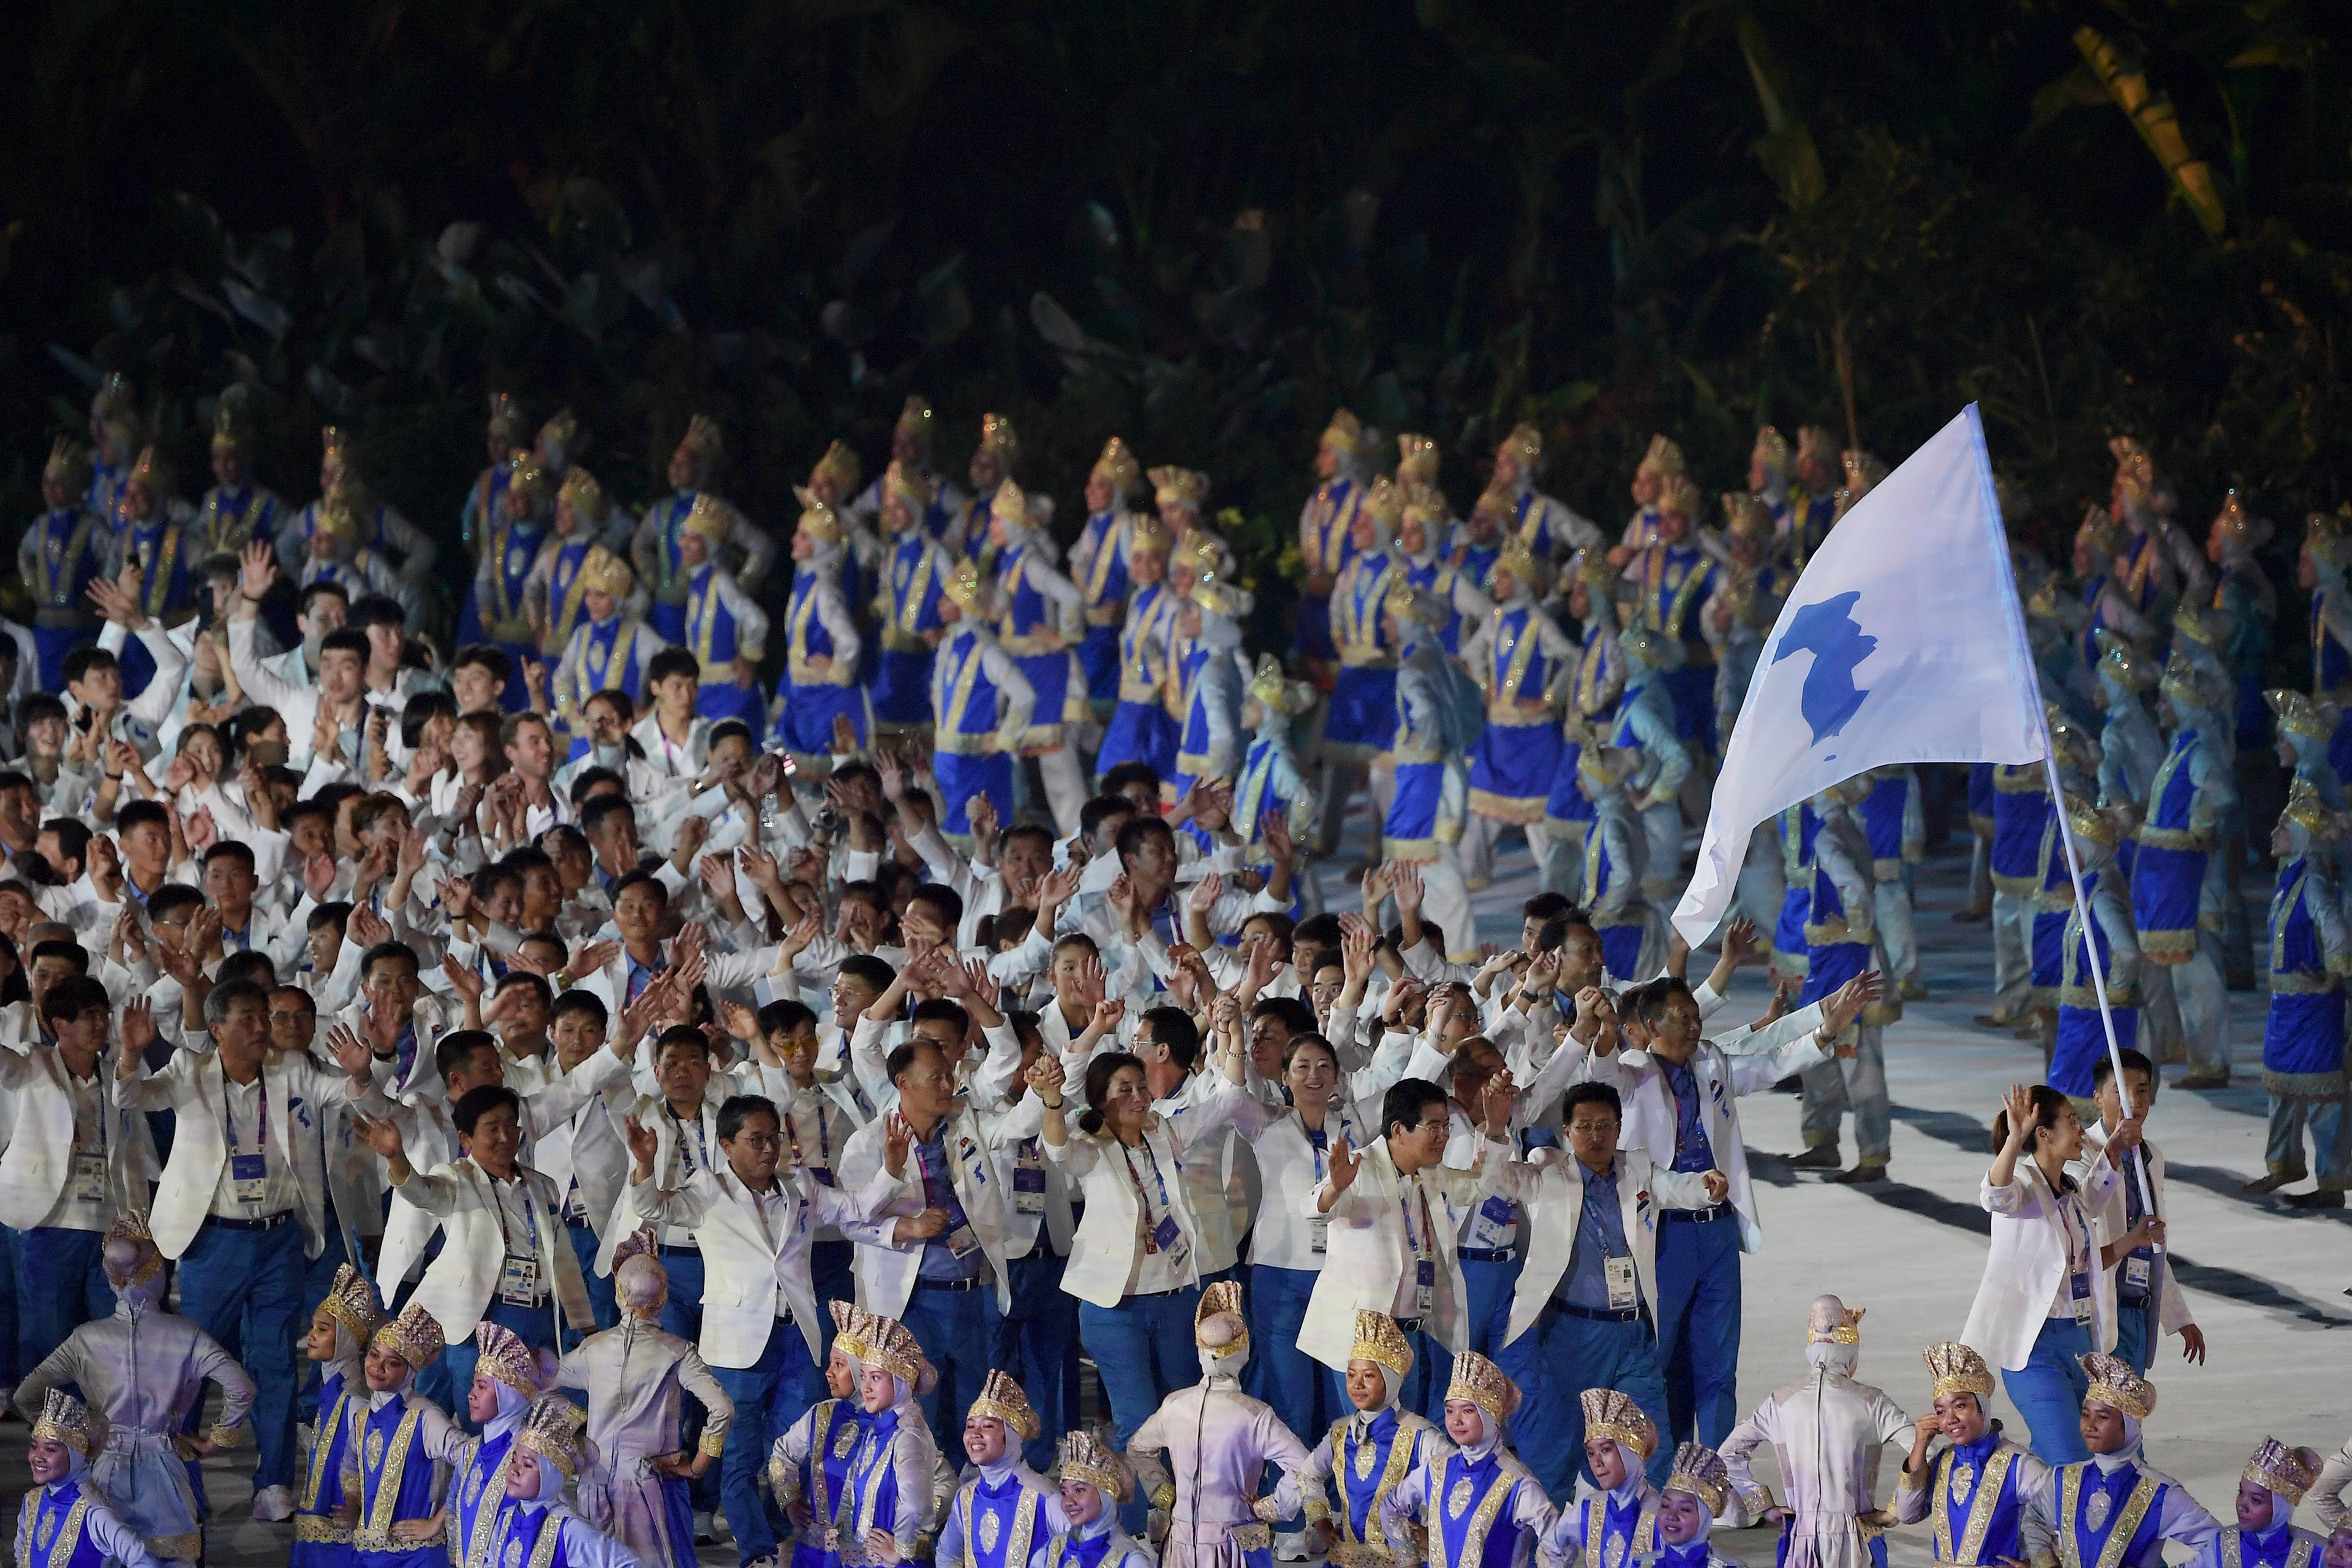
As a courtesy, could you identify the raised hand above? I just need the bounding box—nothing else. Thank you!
[1186,870,1224,916]
[328,1024,374,1079]
[184,805,220,856]
[883,1110,913,1178]
[118,997,158,1061]
[1325,1136,1361,1194]
[569,938,620,978]
[1479,1068,1517,1134]
[1261,807,1294,864]
[346,903,394,952]
[351,1113,407,1161]
[2000,1084,2038,1150]
[1339,921,1374,988]
[622,1114,660,1171]
[1390,859,1425,914]
[1721,916,1757,971]
[238,539,278,603]
[718,1000,761,1042]
[737,843,781,890]
[1822,969,1884,1038]
[1026,1054,1068,1102]
[440,954,486,1005]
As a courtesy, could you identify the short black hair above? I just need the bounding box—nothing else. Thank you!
[1114,815,1175,867]
[886,1036,945,1085]
[758,998,818,1038]
[27,938,88,976]
[298,578,351,617]
[453,644,514,684]
[20,695,67,733]
[717,1094,779,1145]
[646,647,701,687]
[837,954,895,995]
[398,690,458,749]
[1136,1005,1199,1070]
[2091,1049,2155,1089]
[1623,975,1694,1028]
[1522,892,1574,924]
[453,1084,523,1136]
[580,792,635,838]
[1292,912,1343,951]
[1101,761,1160,797]
[494,970,552,1009]
[906,883,964,933]
[216,949,276,990]
[361,940,420,980]
[611,867,668,906]
[205,978,272,1026]
[710,718,754,750]
[1381,1079,1449,1139]
[115,799,169,836]
[436,1028,500,1083]
[552,989,609,1027]
[307,900,353,934]
[570,766,628,809]
[319,627,371,663]
[1562,1082,1623,1122]
[202,840,257,873]
[909,997,970,1039]
[1251,996,1316,1037]
[1079,795,1133,840]
[654,1023,710,1060]
[39,974,110,1026]
[350,594,407,632]
[61,647,118,686]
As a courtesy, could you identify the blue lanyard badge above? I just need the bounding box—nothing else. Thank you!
[225,1080,269,1203]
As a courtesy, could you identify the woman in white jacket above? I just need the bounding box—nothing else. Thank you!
[1960,1084,2160,1466]
[1033,1035,1250,1524]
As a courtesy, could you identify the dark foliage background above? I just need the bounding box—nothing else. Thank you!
[2,0,2347,640]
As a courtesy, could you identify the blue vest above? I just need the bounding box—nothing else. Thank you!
[1926,1433,2028,1566]
[577,617,648,699]
[480,520,545,627]
[938,627,1001,740]
[296,1368,361,1530]
[1077,512,1131,611]
[16,1479,107,1568]
[688,564,741,665]
[2264,858,2346,1084]
[448,1429,519,1568]
[841,1411,914,1540]
[1330,1411,1428,1552]
[1176,643,1215,756]
[2054,1461,2167,1568]
[1430,1451,1529,1568]
[545,538,596,649]
[955,1473,1046,1568]
[354,1394,440,1550]
[886,535,947,638]
[1856,774,1909,864]
[997,545,1055,640]
[1487,605,1550,712]
[28,510,105,612]
[2315,593,2352,692]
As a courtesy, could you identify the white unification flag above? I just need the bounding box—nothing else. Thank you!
[1672,404,2047,947]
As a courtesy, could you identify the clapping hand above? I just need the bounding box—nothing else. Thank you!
[1325,1136,1362,1194]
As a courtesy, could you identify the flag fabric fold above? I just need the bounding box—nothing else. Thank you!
[1672,404,2048,947]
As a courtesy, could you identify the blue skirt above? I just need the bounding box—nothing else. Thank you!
[776,684,871,754]
[1385,760,1444,857]
[1017,650,1088,733]
[1545,741,1592,825]
[33,624,90,693]
[1799,940,1869,1007]
[2051,1005,2138,1095]
[2030,910,2067,1000]
[2128,843,2206,960]
[1297,595,1338,662]
[870,648,933,728]
[1079,625,1120,706]
[1598,924,1645,983]
[697,679,766,728]
[2263,987,2346,1079]
[1469,721,1562,821]
[650,600,687,642]
[935,752,1014,836]
[1662,665,1716,753]
[1324,666,1398,761]
[1774,885,1812,973]
[1096,700,1177,785]
[1967,761,1996,827]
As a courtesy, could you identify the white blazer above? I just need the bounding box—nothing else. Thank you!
[394,1157,590,1345]
[1297,1138,1487,1372]
[1482,1145,1716,1346]
[1583,1005,1827,1254]
[1044,1077,1253,1308]
[1231,1095,1373,1272]
[119,1047,366,1260]
[838,1107,1017,1317]
[531,1085,630,1240]
[617,1161,898,1368]
[0,1048,146,1230]
[2073,1123,2194,1339]
[1960,1152,2120,1373]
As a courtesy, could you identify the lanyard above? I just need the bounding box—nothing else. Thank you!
[1118,1138,1174,1244]
[1305,1123,1327,1180]
[1398,1180,1434,1263]
[669,1104,706,1175]
[494,1175,542,1261]
[787,1098,833,1170]
[222,1074,268,1158]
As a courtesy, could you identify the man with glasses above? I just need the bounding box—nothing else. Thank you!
[1298,1076,1512,1421]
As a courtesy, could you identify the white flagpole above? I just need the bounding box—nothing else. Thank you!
[2031,740,2163,1229]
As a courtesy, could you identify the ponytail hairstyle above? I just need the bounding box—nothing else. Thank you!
[1989,1084,2073,1155]
[1078,1050,1146,1138]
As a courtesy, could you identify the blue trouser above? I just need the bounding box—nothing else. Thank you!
[16,1226,113,1376]
[811,1239,854,1327]
[2001,1316,2093,1465]
[713,1316,832,1567]
[1653,1210,1741,1452]
[0,1226,17,1387]
[1079,1286,1201,1532]
[443,1297,562,1435]
[1460,1252,1545,1447]
[179,1217,307,1489]
[901,1280,1001,1455]
[659,1248,720,1517]
[1248,1265,1332,1534]
[2113,1294,2160,1376]
[1513,1303,1674,1501]
[997,1247,1081,1472]
[569,1221,619,1332]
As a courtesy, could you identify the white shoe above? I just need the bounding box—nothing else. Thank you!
[252,1485,296,1523]
[1275,1530,1311,1562]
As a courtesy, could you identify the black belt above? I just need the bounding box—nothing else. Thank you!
[1553,1301,1642,1323]
[206,1210,296,1232]
[1458,1247,1518,1264]
[660,1243,700,1257]
[2117,1292,2150,1307]
[1129,1284,1187,1299]
[1660,1204,1730,1224]
[567,1215,595,1230]
[1393,1317,1426,1336]
[914,1276,986,1293]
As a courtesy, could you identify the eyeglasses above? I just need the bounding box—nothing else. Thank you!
[729,1133,783,1152]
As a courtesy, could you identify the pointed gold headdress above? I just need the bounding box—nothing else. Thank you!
[1922,1341,1994,1402]
[517,1393,593,1477]
[882,459,936,516]
[970,1369,1041,1441]
[1581,1387,1659,1458]
[322,1262,385,1343]
[559,467,607,524]
[684,491,734,545]
[1752,426,1790,474]
[2078,1352,2154,1421]
[44,437,92,491]
[1348,1310,1413,1377]
[127,445,173,499]
[475,1321,546,1398]
[486,391,525,443]
[1150,466,1210,511]
[212,401,252,456]
[679,413,723,463]
[1723,491,1774,545]
[1091,437,1140,496]
[32,1390,97,1458]
[102,1212,163,1291]
[1636,433,1684,480]
[372,1303,447,1368]
[2281,775,2347,842]
[580,545,633,599]
[1446,1351,1520,1420]
[1498,422,1542,470]
[1795,425,1837,472]
[860,1311,935,1389]
[1396,433,1439,485]
[2244,1439,2323,1506]
[1059,1428,1131,1502]
[794,488,845,546]
[508,447,553,502]
[1246,654,1315,720]
[895,394,934,443]
[1321,409,1365,456]
[1663,1442,1730,1515]
[813,439,862,499]
[941,556,986,612]
[976,412,1020,464]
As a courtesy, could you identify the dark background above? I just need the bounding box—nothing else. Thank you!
[3,0,2346,642]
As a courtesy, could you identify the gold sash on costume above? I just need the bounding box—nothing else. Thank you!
[1430,1464,1520,1568]
[2056,1466,2158,1568]
[1931,1444,2017,1565]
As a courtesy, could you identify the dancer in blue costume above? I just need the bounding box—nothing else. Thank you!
[1618,473,1719,760]
[832,1308,944,1567]
[1167,579,1248,827]
[2022,1355,2220,1568]
[342,1305,467,1568]
[1461,539,1572,897]
[19,439,111,690]
[1070,437,1144,714]
[279,426,435,592]
[17,1390,160,1568]
[1321,478,1407,857]
[1296,409,1372,681]
[805,439,869,613]
[109,447,195,699]
[949,412,1022,563]
[1379,1351,1557,1568]
[526,467,632,681]
[1634,1443,1745,1568]
[2132,654,2237,1089]
[869,460,955,740]
[848,394,963,540]
[445,1321,554,1568]
[1274,1310,1442,1568]
[1233,656,1321,895]
[769,1304,873,1568]
[1610,626,1695,914]
[675,492,772,729]
[481,1395,641,1568]
[2205,1441,2328,1568]
[194,402,282,560]
[930,556,1036,844]
[2046,796,2142,1099]
[1796,782,1900,1186]
[633,413,774,644]
[1891,1343,2048,1568]
[937,1372,1055,1568]
[1093,514,1180,788]
[1618,434,1686,552]
[549,547,666,758]
[461,445,551,705]
[2255,778,2351,1204]
[459,392,524,561]
[293,1265,385,1568]
[1033,1430,1153,1568]
[990,479,1094,835]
